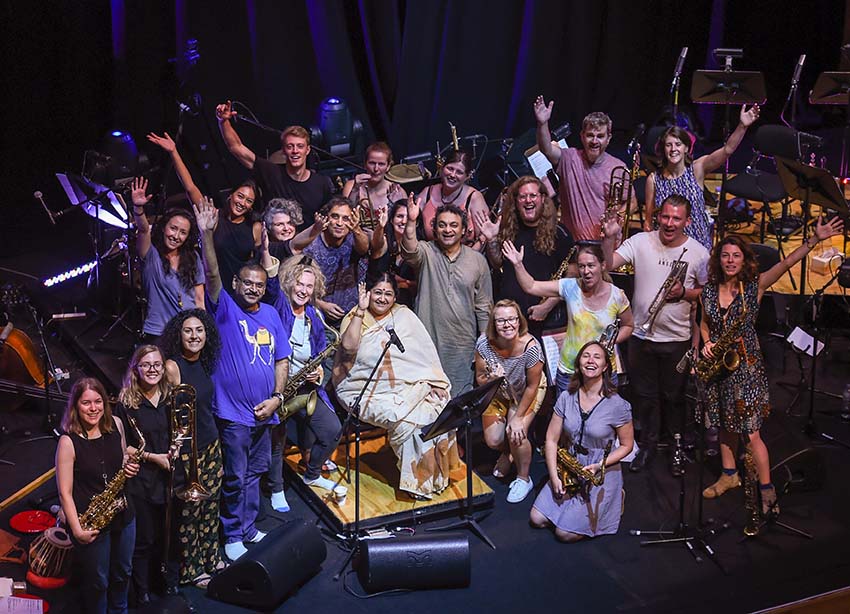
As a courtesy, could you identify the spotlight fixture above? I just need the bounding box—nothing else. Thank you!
[309,97,364,157]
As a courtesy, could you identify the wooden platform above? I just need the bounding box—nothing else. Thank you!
[283,434,494,533]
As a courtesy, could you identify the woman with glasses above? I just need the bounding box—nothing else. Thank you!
[502,242,633,395]
[530,341,634,543]
[114,345,178,603]
[160,310,223,588]
[333,273,459,499]
[474,300,545,503]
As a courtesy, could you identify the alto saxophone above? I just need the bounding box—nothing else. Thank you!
[278,322,341,421]
[78,417,145,532]
[556,440,613,496]
[638,247,689,336]
[695,282,748,382]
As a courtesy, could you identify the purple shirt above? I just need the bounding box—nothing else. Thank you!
[208,289,291,426]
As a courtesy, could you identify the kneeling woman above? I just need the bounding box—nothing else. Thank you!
[474,299,545,504]
[530,341,634,542]
[333,273,459,499]
[56,378,139,614]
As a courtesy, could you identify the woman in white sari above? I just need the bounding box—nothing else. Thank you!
[333,272,459,499]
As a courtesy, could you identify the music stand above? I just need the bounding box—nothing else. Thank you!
[691,68,767,240]
[421,377,503,549]
[809,72,850,176]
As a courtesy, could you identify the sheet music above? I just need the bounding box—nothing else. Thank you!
[0,597,43,613]
[787,326,824,357]
[524,139,568,179]
[541,332,566,382]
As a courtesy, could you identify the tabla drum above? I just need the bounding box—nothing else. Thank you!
[27,527,73,589]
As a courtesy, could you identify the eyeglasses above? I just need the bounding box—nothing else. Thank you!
[517,193,541,202]
[494,316,519,326]
[139,362,163,372]
[238,278,266,290]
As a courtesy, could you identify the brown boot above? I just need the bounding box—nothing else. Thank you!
[702,472,741,498]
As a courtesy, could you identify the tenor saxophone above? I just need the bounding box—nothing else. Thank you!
[278,323,341,421]
[556,440,613,496]
[78,417,145,532]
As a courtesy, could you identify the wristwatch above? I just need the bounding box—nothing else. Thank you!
[271,392,285,405]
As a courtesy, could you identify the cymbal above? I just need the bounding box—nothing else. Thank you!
[386,163,424,184]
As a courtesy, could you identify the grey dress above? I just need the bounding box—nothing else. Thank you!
[532,391,631,536]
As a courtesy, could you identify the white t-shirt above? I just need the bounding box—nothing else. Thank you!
[615,231,709,342]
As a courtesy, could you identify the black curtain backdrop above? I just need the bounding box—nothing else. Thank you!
[2,0,845,259]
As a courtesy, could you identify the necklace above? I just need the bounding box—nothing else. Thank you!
[440,185,463,205]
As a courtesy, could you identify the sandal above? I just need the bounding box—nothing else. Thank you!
[492,453,512,479]
[193,573,212,589]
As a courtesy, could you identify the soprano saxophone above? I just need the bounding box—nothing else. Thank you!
[78,417,145,532]
[278,323,341,421]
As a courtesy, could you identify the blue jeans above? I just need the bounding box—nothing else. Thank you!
[218,420,271,543]
[74,517,136,614]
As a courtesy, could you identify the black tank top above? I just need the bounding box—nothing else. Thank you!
[213,215,255,294]
[172,355,218,449]
[69,428,131,528]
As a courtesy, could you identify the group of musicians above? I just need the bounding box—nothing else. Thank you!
[54,95,845,613]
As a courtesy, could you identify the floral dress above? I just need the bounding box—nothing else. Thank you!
[702,278,770,434]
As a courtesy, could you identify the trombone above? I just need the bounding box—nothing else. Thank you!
[169,384,210,502]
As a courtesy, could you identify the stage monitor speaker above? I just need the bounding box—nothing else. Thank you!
[206,519,326,610]
[356,532,470,593]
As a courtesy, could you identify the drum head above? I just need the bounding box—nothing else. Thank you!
[10,511,56,533]
[43,527,72,548]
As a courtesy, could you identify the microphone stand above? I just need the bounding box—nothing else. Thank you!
[670,47,688,122]
[332,333,394,581]
[780,55,806,129]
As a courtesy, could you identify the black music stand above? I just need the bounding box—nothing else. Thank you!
[422,377,503,549]
[691,67,767,240]
[809,72,850,176]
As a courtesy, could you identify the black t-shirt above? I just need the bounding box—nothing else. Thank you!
[114,399,171,505]
[214,215,256,295]
[498,222,574,330]
[253,158,334,228]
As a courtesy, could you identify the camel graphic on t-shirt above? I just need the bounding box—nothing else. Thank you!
[238,320,275,366]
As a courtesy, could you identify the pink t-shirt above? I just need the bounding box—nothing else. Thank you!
[556,147,625,242]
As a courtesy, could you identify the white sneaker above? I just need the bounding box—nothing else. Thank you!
[224,542,247,561]
[271,490,290,512]
[248,530,266,543]
[304,475,340,492]
[506,477,534,503]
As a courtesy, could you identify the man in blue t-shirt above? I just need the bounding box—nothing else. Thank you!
[196,198,291,562]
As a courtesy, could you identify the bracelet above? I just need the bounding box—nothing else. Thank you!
[354,310,365,318]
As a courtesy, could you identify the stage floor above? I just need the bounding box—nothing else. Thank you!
[284,433,494,532]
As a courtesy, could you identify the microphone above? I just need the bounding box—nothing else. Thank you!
[33,191,56,225]
[792,54,806,86]
[675,349,693,374]
[385,327,405,353]
[627,123,646,155]
[50,312,87,321]
[673,47,688,79]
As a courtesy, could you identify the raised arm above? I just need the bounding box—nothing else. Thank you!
[130,177,153,258]
[215,100,257,170]
[694,104,760,179]
[400,192,421,255]
[758,215,844,299]
[472,208,502,268]
[534,95,562,167]
[501,240,561,297]
[147,132,203,205]
[347,207,370,257]
[194,197,222,302]
[370,207,389,259]
[332,284,369,385]
[601,215,627,271]
[290,212,326,254]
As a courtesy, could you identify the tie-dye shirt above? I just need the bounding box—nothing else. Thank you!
[557,278,629,374]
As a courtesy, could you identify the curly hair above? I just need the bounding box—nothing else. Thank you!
[160,309,222,376]
[150,208,201,290]
[707,235,759,285]
[497,175,558,256]
[567,341,617,397]
[118,345,171,410]
[279,255,327,305]
[264,198,303,230]
[61,377,114,436]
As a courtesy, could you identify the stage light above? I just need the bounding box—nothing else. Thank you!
[43,260,97,288]
[309,97,364,158]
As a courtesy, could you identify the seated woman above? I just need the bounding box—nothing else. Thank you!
[342,141,404,225]
[130,177,204,343]
[416,149,488,248]
[368,198,418,308]
[474,299,545,504]
[503,241,633,394]
[55,378,139,614]
[259,247,343,508]
[161,309,224,588]
[333,273,459,499]
[530,341,634,543]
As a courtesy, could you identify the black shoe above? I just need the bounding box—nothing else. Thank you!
[629,447,655,472]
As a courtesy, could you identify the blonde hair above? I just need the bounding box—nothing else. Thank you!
[279,255,327,305]
[118,345,170,409]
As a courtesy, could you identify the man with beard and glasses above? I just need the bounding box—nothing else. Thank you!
[474,175,574,338]
[216,102,333,226]
[401,195,493,397]
[195,198,291,562]
[534,96,635,242]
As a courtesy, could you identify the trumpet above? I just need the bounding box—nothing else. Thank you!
[638,247,689,335]
[598,317,621,357]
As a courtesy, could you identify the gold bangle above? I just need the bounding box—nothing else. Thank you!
[354,310,365,318]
